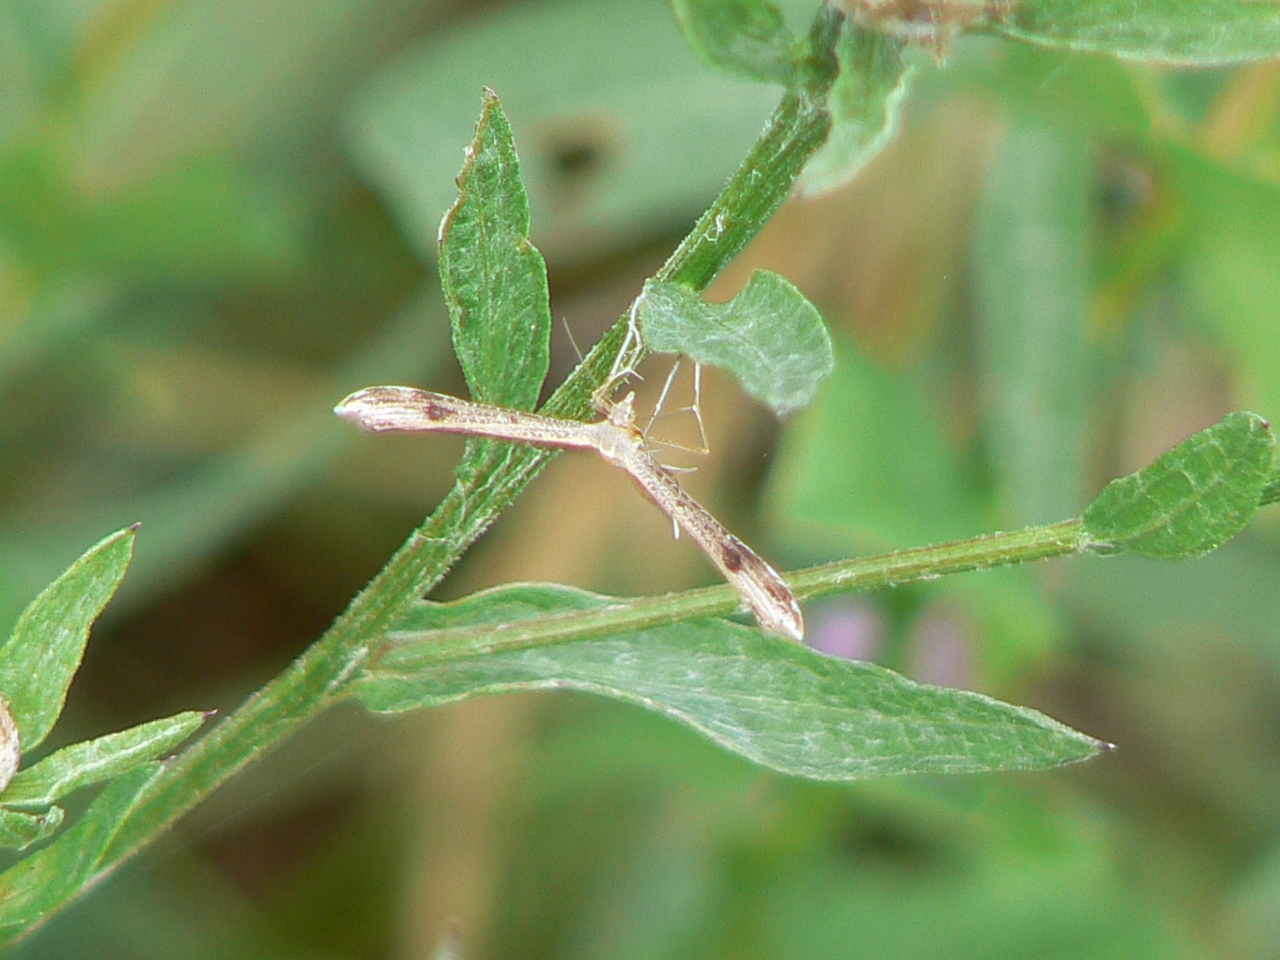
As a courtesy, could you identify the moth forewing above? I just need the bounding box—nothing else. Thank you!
[615,445,805,641]
[335,386,599,451]
[335,384,805,640]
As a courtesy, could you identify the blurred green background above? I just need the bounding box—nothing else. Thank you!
[3,1,1280,957]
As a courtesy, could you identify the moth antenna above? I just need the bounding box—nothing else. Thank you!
[597,297,647,407]
[561,316,583,363]
[687,360,708,454]
[647,436,707,458]
[645,358,683,435]
[660,462,700,475]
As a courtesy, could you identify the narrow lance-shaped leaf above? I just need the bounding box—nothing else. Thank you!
[438,89,552,410]
[1083,411,1275,559]
[347,584,1107,780]
[670,0,798,84]
[1,710,207,810]
[0,526,137,753]
[638,269,834,416]
[799,22,912,197]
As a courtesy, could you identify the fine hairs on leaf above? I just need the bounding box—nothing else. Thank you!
[1082,412,1274,558]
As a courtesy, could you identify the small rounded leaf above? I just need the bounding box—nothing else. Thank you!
[638,270,834,417]
[1083,412,1274,558]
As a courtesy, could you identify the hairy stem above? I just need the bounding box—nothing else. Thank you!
[373,520,1087,669]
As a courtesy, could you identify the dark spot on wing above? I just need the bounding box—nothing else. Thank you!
[766,581,795,603]
[721,540,746,573]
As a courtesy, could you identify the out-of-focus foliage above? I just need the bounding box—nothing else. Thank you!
[3,1,1280,959]
[988,0,1280,64]
[0,0,443,630]
[346,0,780,264]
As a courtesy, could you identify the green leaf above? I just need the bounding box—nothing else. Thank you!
[669,0,797,84]
[438,89,552,411]
[638,270,834,416]
[349,585,1106,780]
[1082,412,1275,559]
[0,527,136,753]
[799,23,912,196]
[0,763,163,937]
[0,286,448,614]
[989,0,1280,66]
[1,711,206,809]
[972,122,1091,524]
[0,806,63,852]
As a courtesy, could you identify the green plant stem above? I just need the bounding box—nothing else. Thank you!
[376,519,1087,669]
[792,518,1086,595]
[14,7,845,916]
[543,4,839,422]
